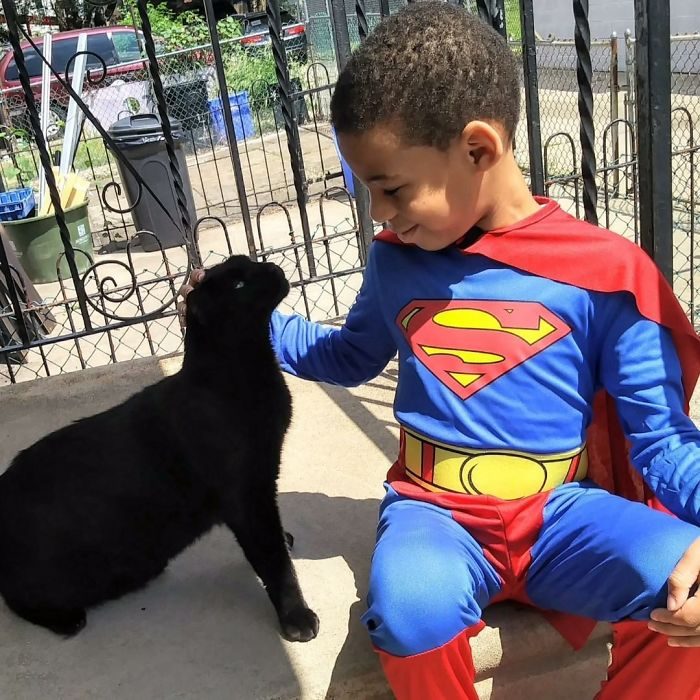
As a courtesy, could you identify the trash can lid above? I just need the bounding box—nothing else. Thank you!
[108,113,185,144]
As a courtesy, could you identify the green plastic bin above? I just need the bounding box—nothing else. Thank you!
[2,201,94,284]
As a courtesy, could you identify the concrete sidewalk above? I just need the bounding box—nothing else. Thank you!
[0,355,611,700]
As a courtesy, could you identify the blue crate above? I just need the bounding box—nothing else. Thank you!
[0,188,35,221]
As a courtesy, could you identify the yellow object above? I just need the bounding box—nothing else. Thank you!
[401,427,588,499]
[64,174,90,209]
[37,169,89,216]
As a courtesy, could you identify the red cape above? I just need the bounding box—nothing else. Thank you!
[375,197,700,647]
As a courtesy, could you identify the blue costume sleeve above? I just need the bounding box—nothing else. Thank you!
[597,292,700,525]
[270,244,397,386]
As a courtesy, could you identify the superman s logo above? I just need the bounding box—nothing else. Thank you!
[397,300,571,400]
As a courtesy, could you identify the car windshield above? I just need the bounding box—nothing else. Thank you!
[5,36,79,80]
[3,32,125,81]
[86,33,118,68]
[112,31,142,63]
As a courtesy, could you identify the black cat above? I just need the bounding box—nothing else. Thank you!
[0,255,319,642]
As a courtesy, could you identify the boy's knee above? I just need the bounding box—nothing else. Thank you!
[613,517,700,619]
[625,516,699,578]
[362,572,482,656]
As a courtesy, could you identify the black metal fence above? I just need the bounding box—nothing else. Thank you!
[0,29,333,245]
[0,0,698,385]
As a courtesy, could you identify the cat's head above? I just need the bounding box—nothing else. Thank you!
[185,255,289,330]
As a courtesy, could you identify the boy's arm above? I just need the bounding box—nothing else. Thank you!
[270,245,397,386]
[597,293,700,525]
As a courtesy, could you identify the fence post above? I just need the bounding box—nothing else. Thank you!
[331,0,375,265]
[609,32,620,196]
[634,0,673,283]
[136,0,201,265]
[573,0,598,224]
[0,228,29,345]
[0,0,92,330]
[518,0,545,195]
[624,30,636,124]
[476,0,507,39]
[202,0,257,261]
[267,0,317,276]
[356,0,369,41]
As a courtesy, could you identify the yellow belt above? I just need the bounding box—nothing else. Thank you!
[400,428,588,500]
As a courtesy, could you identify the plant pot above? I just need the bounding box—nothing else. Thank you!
[2,201,94,284]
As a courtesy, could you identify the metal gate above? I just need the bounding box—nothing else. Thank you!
[0,0,697,385]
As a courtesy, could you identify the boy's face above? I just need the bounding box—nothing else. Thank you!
[337,123,493,251]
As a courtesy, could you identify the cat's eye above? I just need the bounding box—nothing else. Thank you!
[233,280,245,289]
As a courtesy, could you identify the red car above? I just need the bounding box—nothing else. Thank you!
[0,26,148,139]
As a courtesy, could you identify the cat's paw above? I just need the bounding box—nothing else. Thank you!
[62,609,87,637]
[280,605,319,642]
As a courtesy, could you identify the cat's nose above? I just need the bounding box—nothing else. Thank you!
[264,262,286,279]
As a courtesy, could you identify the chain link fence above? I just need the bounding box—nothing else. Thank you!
[666,35,700,322]
[507,32,700,330]
[512,37,619,180]
[0,27,329,242]
[0,18,367,385]
[531,36,639,254]
[0,194,365,384]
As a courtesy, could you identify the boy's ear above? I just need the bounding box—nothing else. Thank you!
[460,121,504,170]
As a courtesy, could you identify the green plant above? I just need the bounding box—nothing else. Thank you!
[118,1,242,53]
[505,0,522,42]
[224,48,276,104]
[223,46,304,107]
[72,139,110,173]
[0,145,38,190]
[0,127,36,190]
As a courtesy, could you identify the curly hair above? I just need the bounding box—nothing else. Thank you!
[330,1,521,149]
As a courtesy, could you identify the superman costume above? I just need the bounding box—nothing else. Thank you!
[270,198,700,698]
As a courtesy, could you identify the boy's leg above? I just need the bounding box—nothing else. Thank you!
[598,620,700,700]
[362,486,502,700]
[525,482,700,699]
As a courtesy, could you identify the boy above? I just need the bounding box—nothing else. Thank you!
[181,3,700,697]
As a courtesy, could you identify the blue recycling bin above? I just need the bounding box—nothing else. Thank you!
[208,91,256,143]
[331,128,355,197]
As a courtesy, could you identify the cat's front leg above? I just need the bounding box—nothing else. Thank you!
[222,486,319,642]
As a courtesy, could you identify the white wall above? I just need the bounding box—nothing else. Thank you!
[533,0,699,40]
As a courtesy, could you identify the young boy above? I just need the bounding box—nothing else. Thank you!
[181,3,700,697]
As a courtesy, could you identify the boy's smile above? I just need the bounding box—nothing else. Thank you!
[337,122,540,250]
[338,124,484,251]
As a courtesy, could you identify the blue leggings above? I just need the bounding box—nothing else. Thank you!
[362,481,700,657]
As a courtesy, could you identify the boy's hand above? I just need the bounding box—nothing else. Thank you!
[648,536,700,647]
[177,268,205,328]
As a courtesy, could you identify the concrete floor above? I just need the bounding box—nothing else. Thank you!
[0,355,612,699]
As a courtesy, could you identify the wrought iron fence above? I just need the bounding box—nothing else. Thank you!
[535,31,700,322]
[0,27,333,247]
[0,0,366,385]
[512,36,620,179]
[1,0,698,386]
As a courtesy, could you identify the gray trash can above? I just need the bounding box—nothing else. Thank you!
[108,114,197,252]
